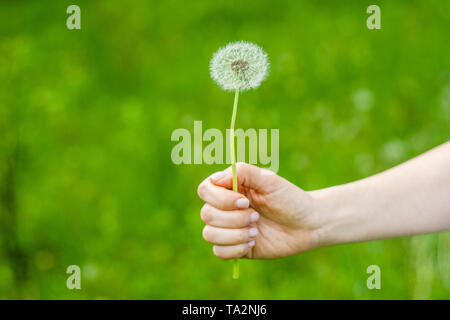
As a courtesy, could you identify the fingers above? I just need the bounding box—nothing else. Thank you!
[200,204,260,228]
[200,203,259,259]
[213,241,255,260]
[197,176,250,210]
[198,165,269,260]
[209,162,278,193]
[202,225,258,245]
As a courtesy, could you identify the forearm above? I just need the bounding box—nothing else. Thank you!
[311,141,450,247]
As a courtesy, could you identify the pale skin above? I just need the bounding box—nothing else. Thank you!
[197,141,450,260]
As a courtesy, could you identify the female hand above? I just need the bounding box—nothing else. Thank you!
[197,162,321,260]
[197,142,450,261]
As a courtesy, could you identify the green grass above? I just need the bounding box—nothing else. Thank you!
[0,0,449,299]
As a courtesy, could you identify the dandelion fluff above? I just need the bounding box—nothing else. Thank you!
[210,41,269,91]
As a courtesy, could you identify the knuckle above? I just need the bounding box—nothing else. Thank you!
[213,246,227,260]
[236,161,247,168]
[197,181,206,198]
[237,229,248,243]
[202,226,210,241]
[237,211,250,226]
[202,226,214,243]
[235,162,245,175]
[237,245,248,257]
[236,162,251,173]
[200,204,211,223]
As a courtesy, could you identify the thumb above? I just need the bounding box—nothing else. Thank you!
[209,162,278,193]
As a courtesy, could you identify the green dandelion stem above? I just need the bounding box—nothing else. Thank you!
[230,87,240,279]
[210,41,269,280]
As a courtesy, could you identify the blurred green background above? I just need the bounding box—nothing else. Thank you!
[0,0,449,299]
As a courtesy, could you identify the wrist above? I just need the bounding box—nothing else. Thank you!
[308,184,358,248]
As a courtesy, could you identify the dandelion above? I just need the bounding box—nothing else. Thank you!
[210,41,269,279]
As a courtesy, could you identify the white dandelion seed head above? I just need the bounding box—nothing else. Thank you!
[210,41,269,92]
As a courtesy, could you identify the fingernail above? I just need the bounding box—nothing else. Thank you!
[236,198,249,209]
[250,212,260,222]
[249,227,258,237]
[248,240,255,248]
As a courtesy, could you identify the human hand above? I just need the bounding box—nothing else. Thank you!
[197,163,321,260]
[197,143,450,261]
